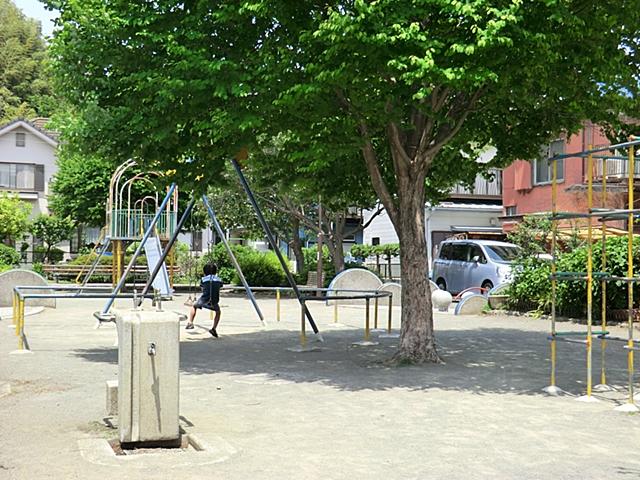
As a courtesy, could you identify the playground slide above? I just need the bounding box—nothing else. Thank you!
[144,236,172,297]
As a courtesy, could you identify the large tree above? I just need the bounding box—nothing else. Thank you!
[49,1,640,363]
[0,0,56,122]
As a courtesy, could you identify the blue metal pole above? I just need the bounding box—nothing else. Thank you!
[230,158,320,335]
[202,195,265,325]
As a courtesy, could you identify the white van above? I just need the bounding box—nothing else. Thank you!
[432,240,520,294]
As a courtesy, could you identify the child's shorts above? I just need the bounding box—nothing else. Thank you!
[193,298,220,312]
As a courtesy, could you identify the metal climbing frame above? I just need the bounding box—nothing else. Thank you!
[545,137,640,410]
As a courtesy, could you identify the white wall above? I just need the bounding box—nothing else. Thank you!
[0,124,58,218]
[363,203,502,265]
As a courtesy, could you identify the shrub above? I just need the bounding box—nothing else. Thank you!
[68,251,113,266]
[32,262,44,276]
[233,250,286,287]
[350,244,373,262]
[507,235,640,319]
[0,244,20,266]
[33,246,64,264]
[198,243,288,286]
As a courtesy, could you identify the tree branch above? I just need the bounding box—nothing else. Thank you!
[422,87,485,160]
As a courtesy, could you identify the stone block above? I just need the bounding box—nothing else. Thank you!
[106,380,118,416]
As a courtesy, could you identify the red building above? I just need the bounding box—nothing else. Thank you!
[502,122,637,233]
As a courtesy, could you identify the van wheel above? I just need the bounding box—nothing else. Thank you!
[481,280,494,291]
[436,279,447,291]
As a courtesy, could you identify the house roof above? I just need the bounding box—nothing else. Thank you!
[0,118,59,147]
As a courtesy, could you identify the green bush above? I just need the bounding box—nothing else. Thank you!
[350,244,373,261]
[68,251,113,266]
[197,242,288,286]
[33,245,64,263]
[232,250,286,287]
[32,262,44,276]
[507,235,640,319]
[0,244,20,266]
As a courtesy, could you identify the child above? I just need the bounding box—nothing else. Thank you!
[186,263,224,337]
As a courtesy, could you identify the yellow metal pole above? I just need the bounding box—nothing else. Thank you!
[586,148,594,398]
[374,296,379,329]
[387,294,393,334]
[15,298,21,337]
[626,145,635,405]
[364,298,371,342]
[600,157,608,387]
[112,241,118,288]
[300,300,307,348]
[276,288,281,322]
[168,246,175,289]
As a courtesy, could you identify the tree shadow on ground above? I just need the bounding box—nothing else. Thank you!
[72,326,633,397]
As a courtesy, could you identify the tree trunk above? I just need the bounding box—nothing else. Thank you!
[332,235,345,273]
[392,171,441,364]
[290,218,305,274]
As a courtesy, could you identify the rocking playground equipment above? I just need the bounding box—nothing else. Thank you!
[543,137,640,411]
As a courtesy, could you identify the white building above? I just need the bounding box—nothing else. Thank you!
[0,118,58,217]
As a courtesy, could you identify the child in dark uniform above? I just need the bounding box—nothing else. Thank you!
[186,263,224,337]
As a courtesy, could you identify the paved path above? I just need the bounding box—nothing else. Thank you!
[1,294,639,479]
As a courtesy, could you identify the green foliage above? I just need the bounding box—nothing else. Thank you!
[374,243,400,259]
[507,236,640,319]
[33,245,64,264]
[0,243,20,266]
[67,251,112,266]
[0,263,12,273]
[31,262,44,276]
[198,242,288,287]
[29,214,74,263]
[0,0,55,122]
[49,149,117,227]
[507,216,551,258]
[350,244,373,262]
[232,250,286,287]
[0,193,31,242]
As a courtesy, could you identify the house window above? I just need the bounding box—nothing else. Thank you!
[0,163,36,190]
[505,206,517,216]
[533,139,564,185]
[371,237,380,246]
[15,132,25,147]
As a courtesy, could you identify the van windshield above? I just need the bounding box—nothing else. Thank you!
[484,245,520,263]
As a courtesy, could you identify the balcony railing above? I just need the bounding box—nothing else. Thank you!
[449,169,502,198]
[589,156,640,182]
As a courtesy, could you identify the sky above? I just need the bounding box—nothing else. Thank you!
[14,0,58,38]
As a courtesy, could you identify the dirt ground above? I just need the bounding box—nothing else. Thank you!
[1,293,640,480]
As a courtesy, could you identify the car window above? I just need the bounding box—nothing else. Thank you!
[450,244,469,261]
[469,245,487,263]
[439,243,452,260]
[485,245,520,263]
